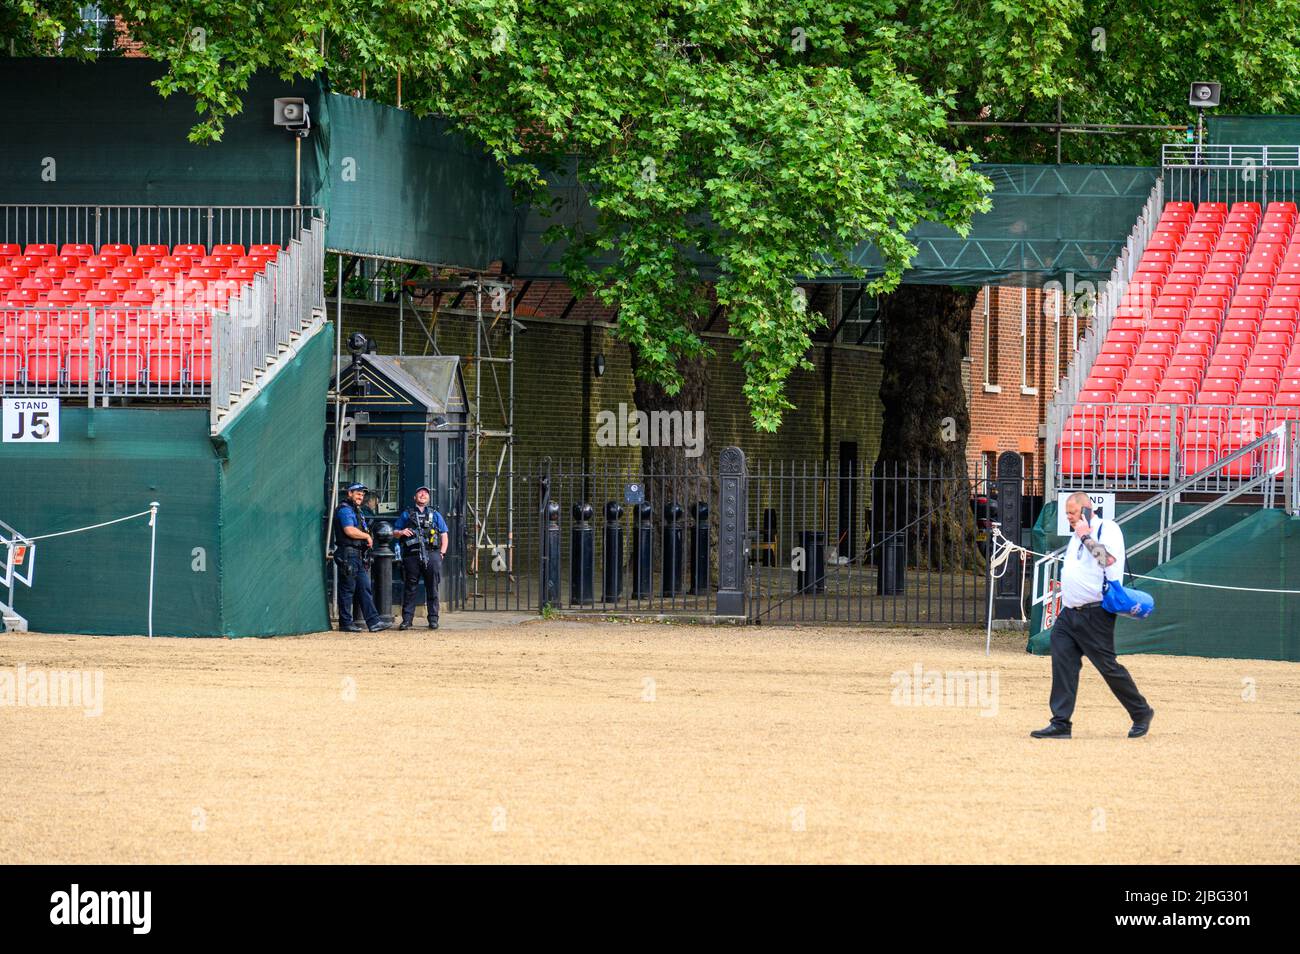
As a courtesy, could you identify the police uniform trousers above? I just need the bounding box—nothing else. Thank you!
[401,550,442,625]
[1049,603,1150,728]
[336,547,380,629]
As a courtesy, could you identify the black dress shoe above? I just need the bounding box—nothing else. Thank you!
[428,621,439,630]
[398,621,413,631]
[342,623,364,633]
[1128,708,1154,738]
[1030,724,1072,739]
[369,621,392,633]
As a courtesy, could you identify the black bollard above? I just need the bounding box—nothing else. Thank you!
[796,529,826,594]
[688,501,709,594]
[661,502,684,597]
[570,502,595,605]
[631,502,653,599]
[371,520,397,624]
[602,501,624,602]
[542,500,561,609]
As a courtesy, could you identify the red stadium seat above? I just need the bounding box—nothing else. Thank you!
[147,340,185,384]
[188,345,212,384]
[24,339,62,385]
[107,342,144,385]
[0,335,23,383]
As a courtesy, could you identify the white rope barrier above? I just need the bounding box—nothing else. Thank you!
[991,526,1300,597]
[0,508,155,544]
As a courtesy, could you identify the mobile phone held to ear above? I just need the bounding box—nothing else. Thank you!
[1081,506,1093,524]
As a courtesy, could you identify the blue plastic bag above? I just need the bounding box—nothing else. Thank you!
[1102,578,1155,619]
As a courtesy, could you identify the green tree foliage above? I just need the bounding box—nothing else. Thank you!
[8,1,1300,429]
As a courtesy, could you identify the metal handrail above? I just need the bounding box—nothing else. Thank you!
[209,214,325,432]
[0,204,324,252]
[1161,143,1300,169]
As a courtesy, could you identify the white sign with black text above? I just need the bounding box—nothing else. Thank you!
[2,397,60,443]
[1056,491,1115,535]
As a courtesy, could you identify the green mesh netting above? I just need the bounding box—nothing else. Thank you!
[1028,504,1300,661]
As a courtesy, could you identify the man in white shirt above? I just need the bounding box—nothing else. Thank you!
[1031,492,1154,739]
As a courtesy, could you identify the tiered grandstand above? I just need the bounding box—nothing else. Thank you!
[0,241,278,396]
[0,206,324,428]
[1050,146,1300,495]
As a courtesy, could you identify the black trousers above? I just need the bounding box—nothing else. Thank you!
[336,549,379,629]
[1050,603,1150,728]
[401,551,442,624]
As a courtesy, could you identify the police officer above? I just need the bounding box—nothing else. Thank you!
[393,485,449,630]
[1031,491,1153,739]
[333,482,392,633]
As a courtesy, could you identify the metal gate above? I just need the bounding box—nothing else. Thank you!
[743,459,996,624]
[456,452,1038,625]
[459,458,714,615]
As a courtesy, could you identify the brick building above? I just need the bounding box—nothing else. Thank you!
[964,285,1078,486]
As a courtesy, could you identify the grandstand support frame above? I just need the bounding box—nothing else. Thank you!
[465,276,516,600]
[330,259,518,599]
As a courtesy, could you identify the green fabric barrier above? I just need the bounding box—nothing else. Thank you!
[215,324,333,636]
[1027,502,1295,661]
[0,58,326,208]
[317,92,517,270]
[1208,115,1300,145]
[0,330,335,638]
[0,59,1161,282]
[0,408,221,636]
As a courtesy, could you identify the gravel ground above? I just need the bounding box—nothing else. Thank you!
[1,618,1296,864]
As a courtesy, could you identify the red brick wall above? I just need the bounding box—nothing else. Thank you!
[966,285,1076,485]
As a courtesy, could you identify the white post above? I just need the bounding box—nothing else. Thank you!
[148,502,159,638]
[985,534,997,657]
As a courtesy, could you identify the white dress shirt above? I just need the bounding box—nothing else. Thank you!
[1060,515,1126,608]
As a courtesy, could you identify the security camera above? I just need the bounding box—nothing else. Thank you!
[1189,82,1220,108]
[273,97,312,137]
[347,331,369,355]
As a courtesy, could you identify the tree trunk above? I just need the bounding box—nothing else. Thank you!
[629,345,712,484]
[626,346,713,594]
[873,284,978,570]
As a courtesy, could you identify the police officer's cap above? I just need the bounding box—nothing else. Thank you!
[415,486,432,496]
[345,482,367,493]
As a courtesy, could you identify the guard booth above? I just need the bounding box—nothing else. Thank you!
[326,353,468,608]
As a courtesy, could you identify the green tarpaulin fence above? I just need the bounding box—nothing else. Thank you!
[1,58,1171,284]
[1027,502,1300,662]
[0,59,326,208]
[0,326,333,637]
[1208,115,1300,146]
[316,92,517,270]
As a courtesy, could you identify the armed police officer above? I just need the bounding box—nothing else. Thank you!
[394,485,449,630]
[333,482,392,633]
